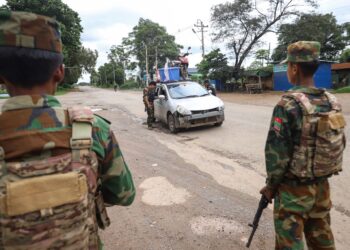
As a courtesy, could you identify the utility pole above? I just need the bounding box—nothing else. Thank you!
[112,63,116,85]
[104,69,107,86]
[194,19,208,58]
[106,51,116,85]
[155,46,158,71]
[122,61,126,85]
[142,42,149,85]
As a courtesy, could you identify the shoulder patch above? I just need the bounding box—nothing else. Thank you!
[273,117,283,132]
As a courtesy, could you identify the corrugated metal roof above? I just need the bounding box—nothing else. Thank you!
[244,70,272,77]
[332,63,350,70]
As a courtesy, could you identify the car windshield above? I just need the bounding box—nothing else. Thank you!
[167,83,208,99]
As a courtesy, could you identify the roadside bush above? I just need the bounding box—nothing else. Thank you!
[334,86,350,93]
[120,81,140,90]
[0,88,7,94]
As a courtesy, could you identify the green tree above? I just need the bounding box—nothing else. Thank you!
[5,0,94,85]
[108,45,129,67]
[255,49,269,66]
[211,0,317,80]
[94,63,124,87]
[123,18,182,76]
[272,13,346,61]
[248,60,264,70]
[339,49,350,63]
[78,47,98,75]
[197,49,232,83]
[107,45,135,84]
[342,22,350,45]
[90,69,100,86]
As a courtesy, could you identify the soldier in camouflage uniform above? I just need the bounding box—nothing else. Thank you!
[143,81,157,129]
[0,10,135,249]
[260,41,346,250]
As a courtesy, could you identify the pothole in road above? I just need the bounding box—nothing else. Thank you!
[92,108,103,112]
[91,106,107,113]
[190,216,245,238]
[139,176,191,206]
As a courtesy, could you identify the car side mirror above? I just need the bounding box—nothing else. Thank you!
[159,95,166,100]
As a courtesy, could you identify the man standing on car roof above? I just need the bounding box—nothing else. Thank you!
[143,81,157,129]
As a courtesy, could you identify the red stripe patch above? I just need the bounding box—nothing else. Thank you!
[273,117,282,132]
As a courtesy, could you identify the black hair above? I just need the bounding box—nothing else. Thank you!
[0,47,63,88]
[295,61,320,77]
[149,81,157,86]
[204,79,210,84]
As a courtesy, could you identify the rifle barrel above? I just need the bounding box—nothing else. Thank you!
[246,195,269,248]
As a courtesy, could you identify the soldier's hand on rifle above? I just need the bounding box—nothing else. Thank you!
[259,186,275,203]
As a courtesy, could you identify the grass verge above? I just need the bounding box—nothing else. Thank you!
[335,86,350,94]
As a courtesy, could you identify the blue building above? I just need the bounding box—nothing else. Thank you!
[273,61,332,91]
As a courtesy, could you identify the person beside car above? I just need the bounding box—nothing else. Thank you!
[143,81,157,129]
[204,80,216,96]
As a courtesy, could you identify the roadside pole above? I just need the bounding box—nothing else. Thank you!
[194,19,208,58]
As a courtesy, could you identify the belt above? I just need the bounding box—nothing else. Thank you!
[282,177,327,186]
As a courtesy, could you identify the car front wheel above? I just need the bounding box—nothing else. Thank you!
[167,114,179,134]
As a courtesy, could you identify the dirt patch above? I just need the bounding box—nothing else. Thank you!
[190,216,245,236]
[139,176,191,206]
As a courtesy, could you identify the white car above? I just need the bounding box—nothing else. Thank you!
[154,81,225,133]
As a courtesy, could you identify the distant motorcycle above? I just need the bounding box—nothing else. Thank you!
[171,47,191,80]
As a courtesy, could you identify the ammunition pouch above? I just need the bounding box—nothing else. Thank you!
[148,91,155,103]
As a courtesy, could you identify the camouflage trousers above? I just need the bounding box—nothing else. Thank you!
[147,107,154,128]
[274,179,335,250]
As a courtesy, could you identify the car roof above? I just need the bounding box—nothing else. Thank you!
[161,81,198,87]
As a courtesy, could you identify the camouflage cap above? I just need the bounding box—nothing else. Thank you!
[0,10,62,53]
[281,41,320,64]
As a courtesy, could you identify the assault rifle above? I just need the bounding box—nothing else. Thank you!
[246,195,269,248]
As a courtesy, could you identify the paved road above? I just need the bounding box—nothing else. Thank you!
[0,87,349,249]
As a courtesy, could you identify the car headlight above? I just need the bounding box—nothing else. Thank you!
[176,105,192,115]
[218,105,225,111]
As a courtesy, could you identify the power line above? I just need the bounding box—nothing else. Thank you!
[176,25,193,34]
[191,28,202,43]
[193,19,209,58]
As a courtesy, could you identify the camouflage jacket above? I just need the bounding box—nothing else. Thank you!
[0,95,135,206]
[143,87,155,108]
[265,87,334,189]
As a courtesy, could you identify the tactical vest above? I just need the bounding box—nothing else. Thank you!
[148,89,156,103]
[286,92,346,179]
[0,107,110,250]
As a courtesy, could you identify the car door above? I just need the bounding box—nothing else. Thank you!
[159,85,171,121]
[153,86,162,121]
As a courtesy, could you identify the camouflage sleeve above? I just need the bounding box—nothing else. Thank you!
[264,98,301,189]
[143,88,149,106]
[92,115,135,206]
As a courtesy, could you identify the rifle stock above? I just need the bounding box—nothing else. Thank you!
[246,195,269,248]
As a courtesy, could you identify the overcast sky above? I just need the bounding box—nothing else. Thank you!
[1,0,349,81]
